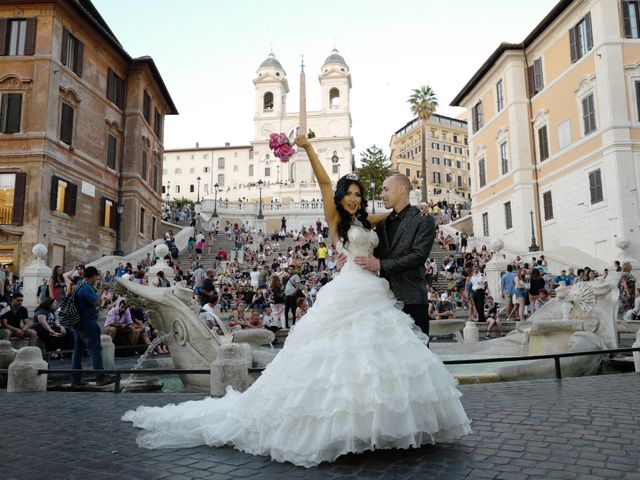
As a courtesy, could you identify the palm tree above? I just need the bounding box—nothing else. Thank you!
[407,85,439,203]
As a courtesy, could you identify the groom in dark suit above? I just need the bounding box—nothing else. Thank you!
[355,174,435,335]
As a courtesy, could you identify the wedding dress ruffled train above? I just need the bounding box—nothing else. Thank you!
[123,225,472,467]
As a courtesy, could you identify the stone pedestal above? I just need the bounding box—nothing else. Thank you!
[0,340,16,388]
[484,239,509,300]
[463,321,479,344]
[7,346,47,393]
[210,344,251,396]
[101,335,115,370]
[19,244,52,310]
[146,244,175,283]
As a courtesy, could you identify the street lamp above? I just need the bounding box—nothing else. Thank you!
[257,179,264,219]
[529,210,539,252]
[370,180,376,214]
[196,176,201,203]
[114,202,124,256]
[166,180,170,202]
[213,182,219,217]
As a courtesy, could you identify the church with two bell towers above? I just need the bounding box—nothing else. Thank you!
[251,49,355,186]
[162,49,355,203]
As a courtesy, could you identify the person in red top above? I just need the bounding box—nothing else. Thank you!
[216,248,228,261]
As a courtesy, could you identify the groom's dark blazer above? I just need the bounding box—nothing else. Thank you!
[374,206,435,305]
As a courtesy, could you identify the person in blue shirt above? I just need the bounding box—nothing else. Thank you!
[71,266,114,388]
[554,269,572,287]
[500,265,517,320]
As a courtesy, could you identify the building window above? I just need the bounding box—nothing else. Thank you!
[444,158,452,167]
[59,103,74,145]
[456,160,461,169]
[248,164,254,177]
[265,167,271,177]
[636,81,640,121]
[443,145,451,153]
[482,212,489,237]
[175,185,180,193]
[499,142,509,175]
[582,93,597,135]
[263,91,274,111]
[527,58,544,97]
[141,150,148,182]
[218,157,225,169]
[152,216,156,240]
[543,191,554,220]
[1,18,36,56]
[154,107,162,139]
[189,184,194,193]
[106,68,125,109]
[457,175,462,187]
[153,165,158,192]
[0,93,22,133]
[446,173,452,183]
[174,168,181,174]
[504,202,513,229]
[588,169,604,204]
[433,171,441,183]
[329,87,340,107]
[538,125,550,161]
[50,176,77,215]
[106,134,117,169]
[61,27,83,76]
[405,168,411,176]
[139,207,145,234]
[472,101,483,133]
[203,166,210,173]
[143,90,151,123]
[432,157,440,165]
[623,1,640,38]
[217,174,225,186]
[431,142,440,150]
[332,164,339,175]
[496,79,504,112]
[478,158,486,188]
[189,167,195,174]
[417,170,423,178]
[570,13,593,63]
[101,198,115,228]
[0,172,26,225]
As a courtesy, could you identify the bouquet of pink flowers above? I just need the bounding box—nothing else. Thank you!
[269,133,296,163]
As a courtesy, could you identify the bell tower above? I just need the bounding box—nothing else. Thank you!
[254,52,289,137]
[319,49,351,113]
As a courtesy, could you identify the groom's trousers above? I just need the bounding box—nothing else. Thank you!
[403,304,429,336]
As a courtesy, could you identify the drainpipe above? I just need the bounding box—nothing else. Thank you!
[523,47,544,251]
[114,65,129,257]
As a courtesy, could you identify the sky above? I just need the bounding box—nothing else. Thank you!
[93,0,559,158]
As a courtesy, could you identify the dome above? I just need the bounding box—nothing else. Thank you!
[259,53,284,70]
[323,48,348,67]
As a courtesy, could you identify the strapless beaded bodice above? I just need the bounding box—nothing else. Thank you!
[337,225,379,259]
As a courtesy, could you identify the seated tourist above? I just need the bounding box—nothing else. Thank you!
[295,297,308,320]
[104,301,135,344]
[246,308,265,329]
[261,306,279,336]
[229,303,249,329]
[31,297,71,352]
[0,293,37,344]
[434,294,456,320]
[534,289,551,312]
[484,296,503,338]
[200,295,225,333]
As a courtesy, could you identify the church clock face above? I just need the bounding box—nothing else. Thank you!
[261,124,273,137]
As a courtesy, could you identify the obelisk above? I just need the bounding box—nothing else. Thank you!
[299,55,307,137]
[293,55,312,184]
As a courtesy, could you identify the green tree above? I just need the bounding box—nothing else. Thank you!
[408,85,439,202]
[167,198,194,210]
[357,145,391,199]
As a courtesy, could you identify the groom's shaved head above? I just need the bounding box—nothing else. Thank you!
[389,174,413,192]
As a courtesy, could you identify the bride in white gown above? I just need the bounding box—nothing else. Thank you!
[123,136,471,468]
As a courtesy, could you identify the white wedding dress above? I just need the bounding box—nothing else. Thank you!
[123,225,472,468]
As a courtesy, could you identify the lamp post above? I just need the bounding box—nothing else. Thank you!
[213,182,219,217]
[370,180,376,214]
[257,179,264,219]
[196,176,201,203]
[529,210,539,252]
[114,202,124,256]
[166,180,170,202]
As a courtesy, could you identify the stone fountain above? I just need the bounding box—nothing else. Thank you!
[114,278,276,393]
[431,273,622,383]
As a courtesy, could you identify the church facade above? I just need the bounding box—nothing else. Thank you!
[162,50,355,203]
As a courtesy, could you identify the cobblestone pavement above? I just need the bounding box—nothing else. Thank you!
[2,373,640,480]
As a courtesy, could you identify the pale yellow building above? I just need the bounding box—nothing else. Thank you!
[389,113,471,205]
[451,0,640,263]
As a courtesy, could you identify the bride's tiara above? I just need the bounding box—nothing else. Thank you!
[345,173,359,181]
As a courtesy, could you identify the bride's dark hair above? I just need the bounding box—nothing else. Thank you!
[334,175,371,244]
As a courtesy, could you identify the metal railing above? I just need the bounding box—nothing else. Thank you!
[1,347,638,393]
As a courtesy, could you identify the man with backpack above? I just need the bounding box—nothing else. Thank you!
[70,266,114,387]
